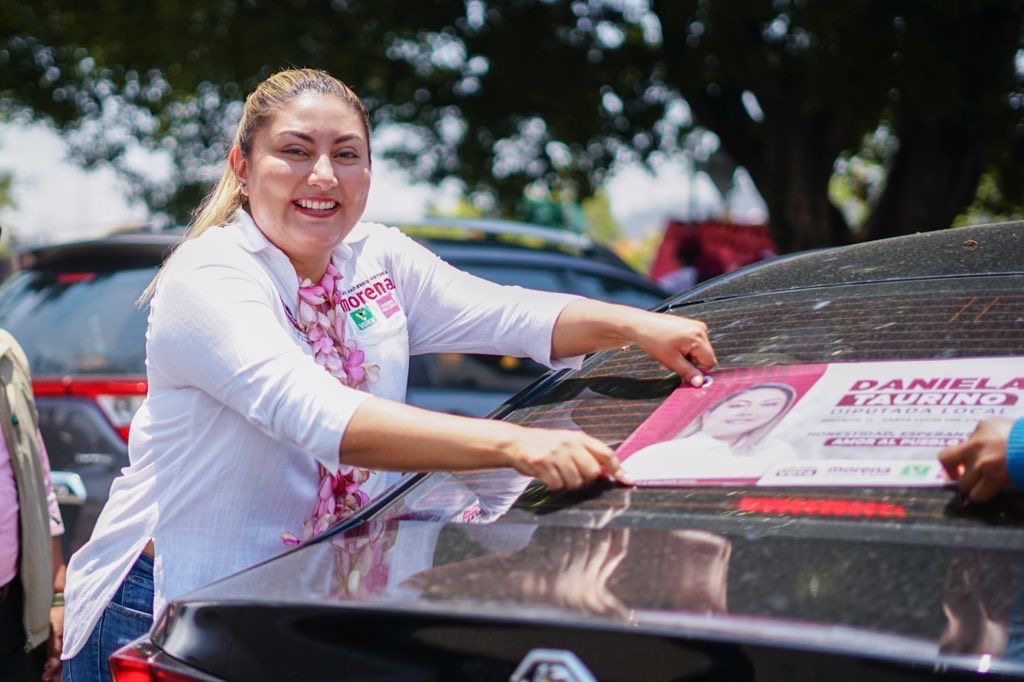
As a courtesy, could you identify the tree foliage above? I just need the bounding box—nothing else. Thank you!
[1,1,1022,250]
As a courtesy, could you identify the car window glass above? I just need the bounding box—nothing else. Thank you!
[408,353,546,392]
[0,269,153,374]
[454,263,566,291]
[405,263,560,399]
[569,271,665,308]
[512,278,1024,446]
[383,276,1024,524]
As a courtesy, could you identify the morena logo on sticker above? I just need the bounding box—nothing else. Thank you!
[350,306,377,330]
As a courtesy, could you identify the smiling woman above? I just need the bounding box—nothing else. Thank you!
[59,68,717,682]
[229,93,372,280]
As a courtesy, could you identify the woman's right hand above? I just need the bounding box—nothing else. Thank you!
[503,425,627,490]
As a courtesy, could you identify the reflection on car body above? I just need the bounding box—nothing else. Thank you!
[110,222,1024,680]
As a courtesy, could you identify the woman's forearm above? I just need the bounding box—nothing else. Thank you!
[551,299,716,385]
[336,299,714,488]
[340,396,623,490]
[550,299,640,358]
[341,397,518,471]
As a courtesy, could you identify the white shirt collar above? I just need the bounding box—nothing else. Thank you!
[233,208,369,263]
[231,208,372,311]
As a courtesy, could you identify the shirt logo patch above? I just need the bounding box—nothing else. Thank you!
[350,306,377,330]
[376,293,401,319]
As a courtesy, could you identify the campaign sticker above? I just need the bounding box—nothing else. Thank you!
[376,293,401,319]
[350,306,377,330]
[615,357,1024,489]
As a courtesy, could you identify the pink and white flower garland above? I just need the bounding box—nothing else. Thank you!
[281,262,380,546]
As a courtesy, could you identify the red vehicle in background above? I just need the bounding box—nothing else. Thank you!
[651,220,777,291]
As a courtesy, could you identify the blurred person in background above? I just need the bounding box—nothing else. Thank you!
[658,236,702,292]
[0,327,65,682]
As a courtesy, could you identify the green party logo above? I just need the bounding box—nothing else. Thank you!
[350,306,377,330]
[899,464,931,478]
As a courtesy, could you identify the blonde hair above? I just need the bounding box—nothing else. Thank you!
[141,68,370,301]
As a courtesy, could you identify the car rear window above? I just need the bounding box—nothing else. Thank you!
[515,277,1024,448]
[0,268,153,375]
[407,260,665,396]
[376,275,1024,526]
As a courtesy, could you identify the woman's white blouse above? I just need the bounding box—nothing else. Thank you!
[62,211,582,658]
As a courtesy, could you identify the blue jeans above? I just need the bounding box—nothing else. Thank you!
[64,553,154,682]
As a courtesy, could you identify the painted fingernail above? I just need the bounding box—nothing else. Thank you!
[690,375,704,387]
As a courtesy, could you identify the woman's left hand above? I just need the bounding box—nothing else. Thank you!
[626,311,716,387]
[552,301,717,386]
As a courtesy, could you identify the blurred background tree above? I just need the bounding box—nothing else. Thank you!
[1,0,1021,252]
[0,171,12,214]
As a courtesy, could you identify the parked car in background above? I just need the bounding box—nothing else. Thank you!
[0,234,172,554]
[0,218,663,554]
[398,218,667,415]
[111,221,1024,681]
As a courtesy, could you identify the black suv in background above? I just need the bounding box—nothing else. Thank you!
[0,219,666,554]
[0,234,169,555]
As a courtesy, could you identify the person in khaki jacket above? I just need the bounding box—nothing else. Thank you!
[0,329,66,681]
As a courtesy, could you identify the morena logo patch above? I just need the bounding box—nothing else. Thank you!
[339,277,397,313]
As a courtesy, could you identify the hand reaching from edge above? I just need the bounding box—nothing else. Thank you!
[939,418,1015,503]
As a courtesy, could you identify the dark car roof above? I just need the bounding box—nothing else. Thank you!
[16,232,179,271]
[161,223,1024,680]
[397,218,648,280]
[675,221,1024,304]
[16,217,647,278]
[424,241,664,294]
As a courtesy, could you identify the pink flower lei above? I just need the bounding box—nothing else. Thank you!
[281,262,380,547]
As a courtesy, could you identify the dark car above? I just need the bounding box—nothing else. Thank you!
[0,220,664,554]
[0,234,173,554]
[111,221,1024,681]
[399,218,667,415]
